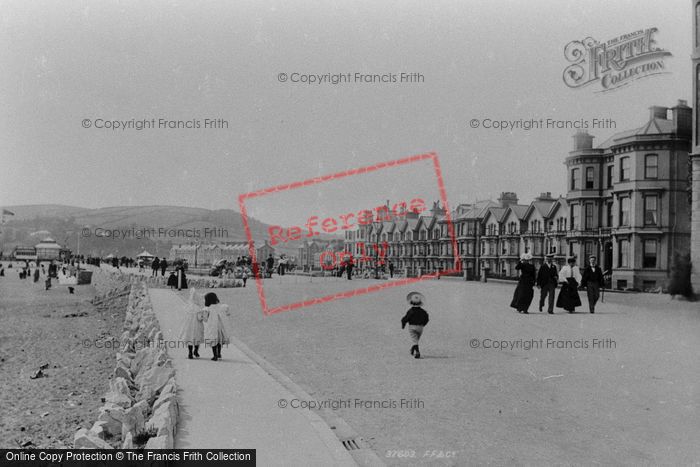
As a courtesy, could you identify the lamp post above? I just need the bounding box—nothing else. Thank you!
[372,222,382,280]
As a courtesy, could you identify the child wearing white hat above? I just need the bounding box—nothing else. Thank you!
[401,291,430,359]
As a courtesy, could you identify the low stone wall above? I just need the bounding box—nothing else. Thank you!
[93,267,244,289]
[74,279,178,449]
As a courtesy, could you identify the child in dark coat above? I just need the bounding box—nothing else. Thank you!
[401,292,430,359]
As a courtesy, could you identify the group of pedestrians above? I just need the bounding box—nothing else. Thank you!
[151,257,168,276]
[510,253,606,314]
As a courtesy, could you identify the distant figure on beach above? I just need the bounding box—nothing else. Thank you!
[510,253,536,314]
[202,292,232,361]
[556,257,582,313]
[151,257,160,277]
[33,267,40,283]
[45,276,51,290]
[160,258,168,276]
[401,291,429,359]
[179,288,204,359]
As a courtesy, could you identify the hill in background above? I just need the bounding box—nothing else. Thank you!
[1,204,336,259]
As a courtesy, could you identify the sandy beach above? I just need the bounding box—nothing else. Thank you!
[0,264,126,449]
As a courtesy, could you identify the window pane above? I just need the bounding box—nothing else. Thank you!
[585,203,594,229]
[645,155,658,179]
[620,157,630,181]
[620,198,630,226]
[644,196,658,225]
[619,240,629,267]
[571,168,580,190]
[643,240,657,268]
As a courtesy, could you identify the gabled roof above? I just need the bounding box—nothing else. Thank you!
[416,215,435,230]
[458,200,499,220]
[525,199,557,220]
[545,197,568,218]
[508,204,529,221]
[404,217,419,232]
[482,207,506,224]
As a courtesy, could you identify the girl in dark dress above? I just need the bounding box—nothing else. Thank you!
[510,253,536,314]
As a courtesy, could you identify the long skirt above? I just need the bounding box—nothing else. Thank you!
[178,310,204,346]
[556,280,582,311]
[510,283,534,312]
[408,325,424,344]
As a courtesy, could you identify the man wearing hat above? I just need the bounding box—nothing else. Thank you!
[581,255,605,313]
[536,253,559,314]
[401,292,430,359]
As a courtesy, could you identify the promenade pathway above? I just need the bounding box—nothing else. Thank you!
[148,288,356,466]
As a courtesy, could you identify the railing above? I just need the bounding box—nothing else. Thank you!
[566,228,612,238]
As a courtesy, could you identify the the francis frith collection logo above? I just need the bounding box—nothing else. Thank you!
[563,27,672,92]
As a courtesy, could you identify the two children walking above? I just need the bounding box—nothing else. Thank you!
[179,289,232,361]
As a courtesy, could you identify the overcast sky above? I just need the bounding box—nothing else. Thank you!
[0,0,691,226]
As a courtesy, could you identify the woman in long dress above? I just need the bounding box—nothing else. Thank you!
[202,292,233,361]
[510,253,536,313]
[556,257,582,313]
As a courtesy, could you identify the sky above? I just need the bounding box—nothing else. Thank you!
[0,0,692,227]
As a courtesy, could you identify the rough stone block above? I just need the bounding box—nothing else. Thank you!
[74,428,114,449]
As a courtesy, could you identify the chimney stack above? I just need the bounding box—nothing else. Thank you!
[497,192,519,208]
[572,131,594,151]
[672,99,692,136]
[649,105,668,120]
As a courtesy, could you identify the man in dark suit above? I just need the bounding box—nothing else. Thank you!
[581,255,605,313]
[536,253,558,314]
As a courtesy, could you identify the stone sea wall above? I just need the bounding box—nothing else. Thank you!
[73,271,178,449]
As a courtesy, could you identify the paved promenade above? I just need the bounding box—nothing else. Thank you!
[148,288,357,466]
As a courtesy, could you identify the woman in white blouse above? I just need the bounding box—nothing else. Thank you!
[556,257,582,313]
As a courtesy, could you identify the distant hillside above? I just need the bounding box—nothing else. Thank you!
[0,204,338,259]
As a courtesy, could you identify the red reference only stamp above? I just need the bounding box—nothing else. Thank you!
[238,152,460,315]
